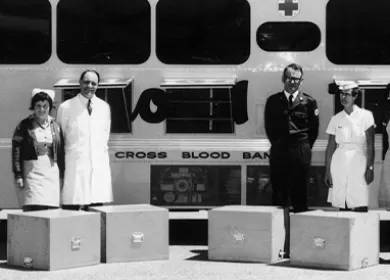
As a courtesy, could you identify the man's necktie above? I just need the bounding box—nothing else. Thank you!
[289,94,294,108]
[87,99,92,115]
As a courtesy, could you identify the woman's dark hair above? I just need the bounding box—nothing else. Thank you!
[351,87,362,97]
[29,92,53,112]
[79,69,100,83]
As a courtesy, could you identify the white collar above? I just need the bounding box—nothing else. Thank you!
[284,90,299,101]
[343,104,360,116]
[78,93,96,105]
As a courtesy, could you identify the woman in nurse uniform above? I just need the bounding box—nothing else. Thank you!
[12,89,65,211]
[324,83,375,212]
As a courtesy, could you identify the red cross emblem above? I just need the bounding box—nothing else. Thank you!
[278,0,299,17]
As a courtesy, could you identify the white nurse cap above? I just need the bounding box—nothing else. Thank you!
[338,82,358,91]
[31,88,55,101]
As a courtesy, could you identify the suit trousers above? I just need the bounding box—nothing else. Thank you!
[270,140,311,213]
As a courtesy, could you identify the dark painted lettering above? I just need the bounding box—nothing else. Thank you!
[115,152,125,159]
[243,152,251,159]
[182,151,230,159]
[242,152,271,160]
[126,151,134,158]
[221,152,230,159]
[136,152,147,159]
[157,152,167,159]
[131,81,249,125]
[147,152,156,159]
[251,152,263,159]
[131,88,168,123]
[199,152,208,159]
[210,152,220,159]
[116,151,168,159]
[182,152,190,159]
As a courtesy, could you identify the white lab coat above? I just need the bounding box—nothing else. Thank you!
[326,105,375,208]
[56,93,113,205]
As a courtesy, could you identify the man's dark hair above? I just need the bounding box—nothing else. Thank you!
[79,69,100,83]
[283,63,304,79]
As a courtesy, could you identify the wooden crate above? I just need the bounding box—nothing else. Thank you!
[7,210,100,270]
[208,205,289,263]
[290,210,380,270]
[90,204,169,263]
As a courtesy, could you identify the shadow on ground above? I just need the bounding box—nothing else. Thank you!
[169,219,207,246]
[0,262,34,271]
[186,249,271,264]
[186,249,208,261]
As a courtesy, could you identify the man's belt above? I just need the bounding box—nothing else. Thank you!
[288,133,309,144]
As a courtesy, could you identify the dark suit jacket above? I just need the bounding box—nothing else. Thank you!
[264,91,319,149]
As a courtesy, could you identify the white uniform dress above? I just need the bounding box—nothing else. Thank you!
[23,117,60,207]
[326,105,375,208]
[379,121,390,208]
[56,93,113,205]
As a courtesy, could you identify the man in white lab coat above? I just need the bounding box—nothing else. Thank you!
[57,70,113,210]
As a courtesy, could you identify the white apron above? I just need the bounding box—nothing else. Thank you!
[22,121,60,207]
[56,94,113,205]
[326,106,374,208]
[379,121,390,208]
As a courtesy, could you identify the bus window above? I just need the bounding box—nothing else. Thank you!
[327,0,390,64]
[0,0,51,64]
[165,88,234,133]
[257,22,321,52]
[156,0,250,65]
[57,0,151,64]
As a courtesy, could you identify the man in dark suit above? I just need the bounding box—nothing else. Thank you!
[264,63,319,213]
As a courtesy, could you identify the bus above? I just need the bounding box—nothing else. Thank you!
[0,0,388,209]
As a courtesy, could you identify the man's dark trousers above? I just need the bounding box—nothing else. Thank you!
[270,138,311,213]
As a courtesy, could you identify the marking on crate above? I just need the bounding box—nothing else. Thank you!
[233,231,245,243]
[361,258,369,268]
[132,232,144,243]
[24,257,33,268]
[313,237,325,249]
[71,237,82,251]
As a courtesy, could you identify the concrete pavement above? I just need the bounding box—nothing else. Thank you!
[0,246,389,280]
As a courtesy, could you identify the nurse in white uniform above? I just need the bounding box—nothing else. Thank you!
[324,82,375,211]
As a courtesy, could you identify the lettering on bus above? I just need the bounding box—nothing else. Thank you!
[115,151,167,159]
[243,152,270,160]
[182,151,230,159]
[114,151,270,161]
[130,80,249,125]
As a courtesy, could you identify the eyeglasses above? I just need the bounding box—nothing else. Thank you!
[285,76,302,82]
[340,92,353,97]
[34,104,49,110]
